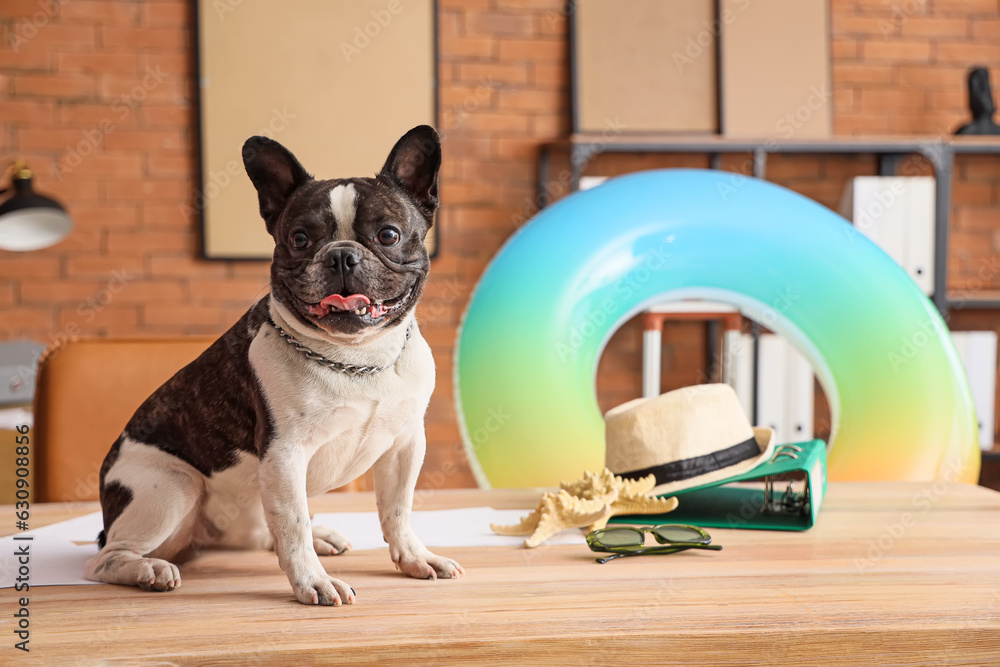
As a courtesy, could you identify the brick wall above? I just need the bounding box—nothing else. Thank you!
[1,0,999,491]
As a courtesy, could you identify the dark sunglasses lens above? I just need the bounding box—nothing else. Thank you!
[594,529,644,547]
[653,525,707,543]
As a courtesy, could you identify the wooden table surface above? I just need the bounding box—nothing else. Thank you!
[4,483,1000,665]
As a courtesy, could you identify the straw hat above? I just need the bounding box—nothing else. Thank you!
[604,383,775,496]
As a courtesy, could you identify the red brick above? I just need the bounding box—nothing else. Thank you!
[49,229,103,254]
[99,26,188,50]
[858,88,925,110]
[495,0,562,9]
[895,65,967,85]
[66,256,145,278]
[226,262,272,278]
[0,307,54,334]
[72,205,140,230]
[104,179,189,201]
[497,38,564,62]
[0,283,15,309]
[107,231,192,255]
[60,1,140,26]
[140,205,194,229]
[188,278,270,304]
[147,255,227,279]
[20,280,105,305]
[934,42,1000,65]
[457,62,529,85]
[57,103,141,128]
[497,87,565,112]
[0,41,51,69]
[440,37,495,60]
[12,74,95,99]
[140,104,192,127]
[466,13,535,37]
[102,129,185,151]
[900,17,969,38]
[530,62,565,87]
[439,10,463,38]
[0,256,61,279]
[141,2,191,27]
[833,15,895,37]
[956,207,1000,231]
[57,304,141,332]
[831,38,860,60]
[861,40,931,62]
[60,154,145,180]
[832,64,895,85]
[103,280,186,305]
[952,182,994,206]
[0,100,56,124]
[971,20,1000,39]
[143,304,221,327]
[7,25,97,52]
[57,52,140,75]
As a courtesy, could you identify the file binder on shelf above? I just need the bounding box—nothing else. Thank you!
[611,439,828,531]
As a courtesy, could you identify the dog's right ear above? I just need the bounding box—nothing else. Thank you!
[242,136,312,235]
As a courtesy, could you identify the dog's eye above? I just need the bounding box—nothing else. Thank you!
[376,227,400,246]
[290,231,311,249]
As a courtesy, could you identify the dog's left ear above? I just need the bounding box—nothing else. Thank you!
[242,136,312,235]
[380,125,441,213]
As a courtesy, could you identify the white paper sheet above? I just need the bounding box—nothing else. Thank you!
[0,506,585,588]
[25,511,104,543]
[0,535,100,589]
[311,507,589,550]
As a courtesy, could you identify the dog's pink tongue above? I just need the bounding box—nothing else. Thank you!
[320,293,371,312]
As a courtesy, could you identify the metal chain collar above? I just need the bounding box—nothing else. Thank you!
[267,316,412,377]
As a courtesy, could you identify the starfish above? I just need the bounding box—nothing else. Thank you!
[490,490,610,548]
[560,468,680,531]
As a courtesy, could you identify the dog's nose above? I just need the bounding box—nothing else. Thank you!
[327,246,361,273]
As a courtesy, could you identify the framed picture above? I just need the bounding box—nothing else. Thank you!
[195,0,438,259]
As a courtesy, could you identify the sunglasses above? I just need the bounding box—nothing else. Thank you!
[586,524,722,564]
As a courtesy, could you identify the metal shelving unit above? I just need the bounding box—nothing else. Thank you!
[537,134,1000,313]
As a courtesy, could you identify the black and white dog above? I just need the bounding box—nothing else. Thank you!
[85,126,462,606]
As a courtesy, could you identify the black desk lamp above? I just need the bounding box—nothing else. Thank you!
[0,159,73,251]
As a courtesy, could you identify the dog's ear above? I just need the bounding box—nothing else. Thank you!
[379,125,441,213]
[242,136,312,234]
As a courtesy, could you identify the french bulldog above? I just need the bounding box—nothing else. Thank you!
[84,125,463,606]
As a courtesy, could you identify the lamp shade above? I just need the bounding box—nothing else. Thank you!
[0,173,73,251]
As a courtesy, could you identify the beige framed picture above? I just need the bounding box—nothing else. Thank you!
[196,0,437,259]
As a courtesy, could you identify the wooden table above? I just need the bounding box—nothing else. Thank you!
[4,483,1000,665]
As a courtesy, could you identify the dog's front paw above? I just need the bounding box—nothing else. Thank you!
[393,549,464,580]
[312,525,352,556]
[292,571,357,606]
